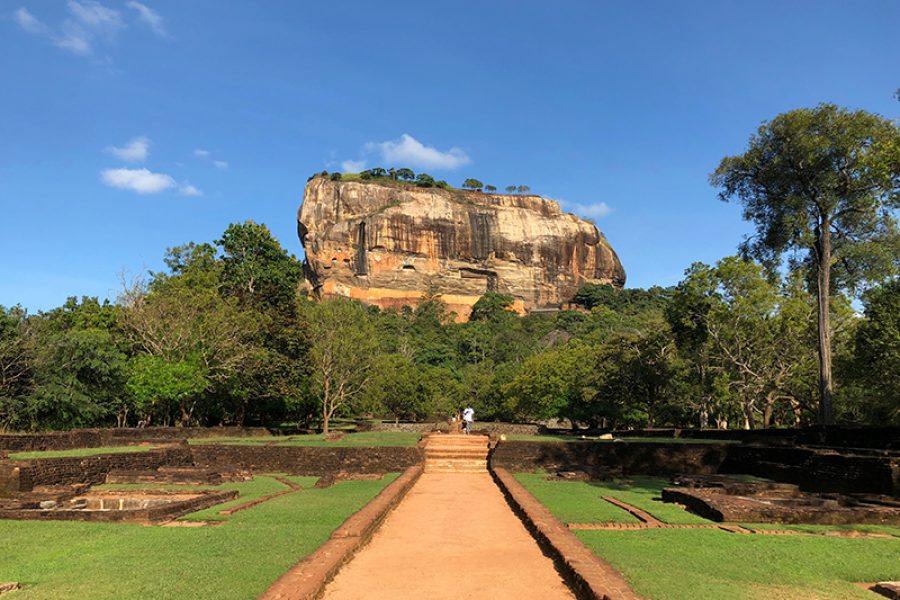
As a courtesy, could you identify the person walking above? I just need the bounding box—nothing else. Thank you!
[462,406,474,435]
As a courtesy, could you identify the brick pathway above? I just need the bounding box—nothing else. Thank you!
[320,473,575,600]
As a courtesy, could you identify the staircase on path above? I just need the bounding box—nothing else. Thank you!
[423,433,490,473]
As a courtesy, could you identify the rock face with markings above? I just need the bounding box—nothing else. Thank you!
[298,177,625,320]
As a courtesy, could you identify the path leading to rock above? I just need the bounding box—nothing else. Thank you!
[321,472,575,600]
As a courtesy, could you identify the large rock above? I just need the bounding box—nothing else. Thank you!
[298,177,625,320]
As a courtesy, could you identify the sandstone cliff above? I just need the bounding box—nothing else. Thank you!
[298,177,625,320]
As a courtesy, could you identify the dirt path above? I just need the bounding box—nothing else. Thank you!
[321,473,575,600]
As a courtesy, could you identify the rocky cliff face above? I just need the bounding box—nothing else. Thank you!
[298,177,625,320]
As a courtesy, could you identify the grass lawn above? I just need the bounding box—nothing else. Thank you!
[188,431,421,447]
[0,473,397,599]
[743,522,900,538]
[8,446,157,460]
[504,434,738,444]
[516,475,900,599]
[577,528,900,600]
[513,473,639,524]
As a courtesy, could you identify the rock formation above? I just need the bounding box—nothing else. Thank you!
[298,177,625,320]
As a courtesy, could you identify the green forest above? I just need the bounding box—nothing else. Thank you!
[1,104,898,433]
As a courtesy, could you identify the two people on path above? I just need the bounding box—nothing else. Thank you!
[462,406,474,435]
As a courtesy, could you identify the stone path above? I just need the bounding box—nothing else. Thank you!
[320,473,575,600]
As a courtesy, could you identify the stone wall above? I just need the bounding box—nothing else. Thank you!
[0,427,270,452]
[491,441,899,497]
[720,445,899,496]
[6,448,193,492]
[601,426,900,450]
[190,445,424,475]
[490,441,730,477]
[368,421,540,435]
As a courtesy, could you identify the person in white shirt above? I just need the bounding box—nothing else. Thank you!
[462,406,475,435]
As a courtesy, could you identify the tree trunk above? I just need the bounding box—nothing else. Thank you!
[322,378,331,435]
[763,392,775,428]
[816,220,835,425]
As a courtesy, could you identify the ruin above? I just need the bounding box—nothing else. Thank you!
[662,475,900,525]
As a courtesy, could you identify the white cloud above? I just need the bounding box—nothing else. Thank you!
[126,1,165,36]
[66,1,123,33]
[565,201,612,219]
[179,183,202,197]
[193,148,228,169]
[100,168,176,194]
[107,136,149,162]
[16,1,162,58]
[341,159,366,173]
[53,27,92,55]
[13,7,48,34]
[366,134,470,170]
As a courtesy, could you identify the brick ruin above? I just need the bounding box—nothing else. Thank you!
[0,425,897,526]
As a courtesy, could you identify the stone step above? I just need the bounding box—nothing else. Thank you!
[425,443,489,451]
[424,448,488,456]
[424,466,488,474]
[424,461,487,469]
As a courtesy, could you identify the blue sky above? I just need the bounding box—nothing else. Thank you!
[2,1,898,312]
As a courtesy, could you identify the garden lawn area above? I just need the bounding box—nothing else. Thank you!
[189,431,422,447]
[515,474,712,525]
[577,528,900,600]
[8,446,157,460]
[513,473,639,524]
[516,475,900,599]
[504,435,738,444]
[743,522,900,538]
[0,473,397,599]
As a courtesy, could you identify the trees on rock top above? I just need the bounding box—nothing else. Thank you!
[461,178,484,191]
[711,103,900,425]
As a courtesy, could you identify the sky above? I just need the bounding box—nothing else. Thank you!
[2,1,898,312]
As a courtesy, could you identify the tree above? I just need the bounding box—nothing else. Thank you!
[848,279,900,424]
[461,178,484,191]
[396,168,415,181]
[485,185,497,192]
[503,344,595,422]
[667,258,819,428]
[370,167,387,178]
[505,185,517,193]
[711,104,900,424]
[126,355,208,427]
[588,326,683,428]
[302,298,378,434]
[516,185,531,193]
[0,305,30,429]
[24,298,129,430]
[217,221,304,313]
[415,173,435,187]
[469,292,516,322]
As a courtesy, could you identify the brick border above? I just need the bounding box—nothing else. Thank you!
[491,467,645,600]
[259,465,423,600]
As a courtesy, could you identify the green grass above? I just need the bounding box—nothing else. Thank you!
[743,522,900,537]
[8,446,157,460]
[513,473,638,524]
[505,434,738,444]
[0,473,397,599]
[577,528,900,599]
[515,474,711,525]
[188,431,421,447]
[516,475,900,599]
[584,476,714,525]
[96,474,322,521]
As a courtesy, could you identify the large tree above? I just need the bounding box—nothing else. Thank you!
[711,104,900,424]
[301,298,378,434]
